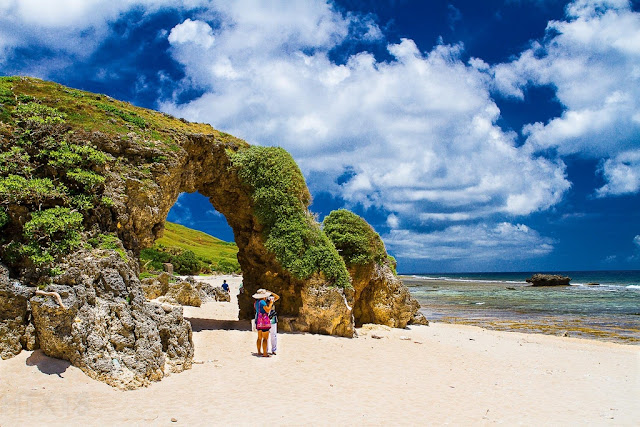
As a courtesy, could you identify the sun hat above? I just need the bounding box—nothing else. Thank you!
[252,289,271,299]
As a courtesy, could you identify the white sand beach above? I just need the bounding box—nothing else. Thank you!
[1,275,638,426]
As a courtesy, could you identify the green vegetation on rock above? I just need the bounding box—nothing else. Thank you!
[231,146,350,288]
[21,207,84,266]
[323,209,387,267]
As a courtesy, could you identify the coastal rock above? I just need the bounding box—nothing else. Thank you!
[27,249,194,389]
[140,272,170,300]
[284,276,354,337]
[526,274,571,286]
[165,280,202,307]
[0,263,35,359]
[322,210,427,329]
[349,262,425,328]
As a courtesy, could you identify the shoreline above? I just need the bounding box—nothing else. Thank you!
[1,274,639,425]
[402,276,640,345]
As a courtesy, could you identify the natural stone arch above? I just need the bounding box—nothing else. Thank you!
[120,134,354,336]
[0,77,424,389]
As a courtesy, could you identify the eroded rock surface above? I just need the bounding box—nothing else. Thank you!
[526,274,571,286]
[9,249,194,389]
[0,263,35,359]
[349,262,427,328]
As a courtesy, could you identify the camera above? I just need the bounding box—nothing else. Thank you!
[268,296,275,301]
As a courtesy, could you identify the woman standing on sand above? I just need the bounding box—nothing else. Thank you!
[253,289,275,357]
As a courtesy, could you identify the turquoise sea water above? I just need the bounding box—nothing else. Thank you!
[401,270,640,344]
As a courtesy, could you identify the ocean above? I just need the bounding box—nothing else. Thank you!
[401,270,640,344]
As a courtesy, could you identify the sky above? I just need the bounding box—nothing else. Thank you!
[1,0,638,273]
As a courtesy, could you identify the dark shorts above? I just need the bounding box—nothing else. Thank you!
[257,327,270,332]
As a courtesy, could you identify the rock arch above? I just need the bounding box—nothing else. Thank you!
[0,77,423,389]
[118,134,354,337]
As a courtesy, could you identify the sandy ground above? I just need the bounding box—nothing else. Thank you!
[1,275,638,426]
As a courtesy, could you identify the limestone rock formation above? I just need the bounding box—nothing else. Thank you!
[323,209,427,328]
[200,281,231,302]
[348,262,428,328]
[0,263,36,359]
[31,249,193,389]
[0,78,426,387]
[279,276,354,336]
[526,274,571,286]
[141,274,230,305]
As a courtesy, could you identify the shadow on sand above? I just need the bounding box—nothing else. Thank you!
[186,317,251,332]
[26,350,70,377]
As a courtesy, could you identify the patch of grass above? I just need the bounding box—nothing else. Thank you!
[145,221,240,274]
[95,102,146,129]
[66,168,105,189]
[15,102,66,125]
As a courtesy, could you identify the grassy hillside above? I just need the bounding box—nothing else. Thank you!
[140,222,240,275]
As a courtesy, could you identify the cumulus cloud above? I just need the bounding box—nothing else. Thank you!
[168,19,215,48]
[634,234,640,247]
[596,149,640,196]
[161,2,571,226]
[382,222,554,261]
[10,0,637,267]
[492,0,640,168]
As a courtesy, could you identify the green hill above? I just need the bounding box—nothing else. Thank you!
[140,221,240,275]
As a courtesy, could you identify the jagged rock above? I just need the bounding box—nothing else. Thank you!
[165,280,202,307]
[323,210,427,329]
[348,262,425,328]
[0,263,35,359]
[200,283,231,302]
[140,272,171,300]
[526,274,571,286]
[25,249,194,389]
[281,276,354,337]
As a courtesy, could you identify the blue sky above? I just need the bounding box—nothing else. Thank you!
[1,0,638,273]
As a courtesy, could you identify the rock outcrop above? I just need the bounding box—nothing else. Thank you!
[323,209,427,328]
[32,249,193,389]
[141,274,230,306]
[0,78,427,387]
[0,263,36,359]
[526,274,571,286]
[348,262,428,328]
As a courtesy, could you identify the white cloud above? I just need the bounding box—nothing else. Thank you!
[634,234,640,247]
[161,6,571,224]
[168,19,214,48]
[383,222,554,261]
[492,0,640,165]
[596,149,640,196]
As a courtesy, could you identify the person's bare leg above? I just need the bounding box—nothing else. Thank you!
[262,332,270,357]
[256,331,262,354]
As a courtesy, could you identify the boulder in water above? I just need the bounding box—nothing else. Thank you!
[526,274,571,286]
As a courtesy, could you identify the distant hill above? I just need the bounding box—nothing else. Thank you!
[140,221,240,275]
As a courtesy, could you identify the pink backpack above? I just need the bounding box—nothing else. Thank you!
[255,301,271,329]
